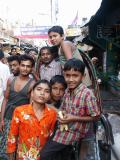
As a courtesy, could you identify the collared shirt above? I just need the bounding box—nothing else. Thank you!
[7,104,57,159]
[40,60,62,81]
[53,83,100,145]
[0,62,10,111]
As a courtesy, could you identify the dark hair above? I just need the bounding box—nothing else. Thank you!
[50,46,59,59]
[7,55,20,63]
[11,48,16,52]
[19,54,35,67]
[32,79,51,91]
[0,50,4,60]
[50,75,67,89]
[64,58,85,75]
[39,46,51,56]
[48,26,64,36]
[28,48,38,54]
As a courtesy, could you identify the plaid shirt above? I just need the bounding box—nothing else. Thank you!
[40,60,62,81]
[53,83,100,145]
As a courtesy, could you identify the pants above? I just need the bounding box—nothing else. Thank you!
[40,139,74,160]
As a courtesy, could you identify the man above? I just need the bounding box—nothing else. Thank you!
[0,50,10,112]
[7,55,20,77]
[39,46,62,81]
[0,54,35,158]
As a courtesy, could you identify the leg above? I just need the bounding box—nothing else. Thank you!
[40,139,68,160]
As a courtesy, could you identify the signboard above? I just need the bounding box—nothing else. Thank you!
[14,26,51,39]
[65,28,81,37]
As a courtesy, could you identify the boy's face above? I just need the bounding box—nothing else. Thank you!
[19,60,33,76]
[51,82,65,101]
[64,69,84,90]
[48,32,64,46]
[31,83,50,104]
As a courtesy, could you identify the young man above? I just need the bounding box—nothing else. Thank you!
[7,55,20,77]
[7,80,57,160]
[39,46,62,81]
[0,54,35,158]
[48,25,92,87]
[40,58,100,160]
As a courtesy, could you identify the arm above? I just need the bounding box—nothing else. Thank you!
[31,68,39,81]
[61,41,73,59]
[50,111,57,135]
[7,109,20,155]
[59,91,100,124]
[58,113,99,124]
[0,78,11,130]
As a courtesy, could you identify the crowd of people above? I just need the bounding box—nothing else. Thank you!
[0,25,100,160]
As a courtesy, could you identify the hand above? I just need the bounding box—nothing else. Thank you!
[0,119,4,132]
[58,113,75,124]
[91,57,98,64]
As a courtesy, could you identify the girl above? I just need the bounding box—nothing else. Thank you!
[7,80,57,160]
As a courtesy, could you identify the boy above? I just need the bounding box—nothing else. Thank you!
[40,58,100,160]
[48,25,92,87]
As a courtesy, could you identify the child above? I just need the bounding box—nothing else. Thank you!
[40,58,100,160]
[48,25,92,87]
[7,80,57,160]
[49,75,67,109]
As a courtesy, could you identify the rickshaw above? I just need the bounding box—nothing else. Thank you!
[70,49,114,160]
[36,46,114,160]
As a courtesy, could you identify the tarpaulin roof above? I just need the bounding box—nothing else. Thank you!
[86,0,120,26]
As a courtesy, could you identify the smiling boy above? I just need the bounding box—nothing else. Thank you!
[40,58,100,160]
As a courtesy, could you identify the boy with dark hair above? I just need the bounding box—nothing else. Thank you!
[49,75,67,109]
[40,58,100,160]
[7,55,20,77]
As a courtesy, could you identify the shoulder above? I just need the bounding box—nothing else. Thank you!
[61,41,73,48]
[51,60,61,66]
[81,85,96,99]
[0,63,9,71]
[46,105,57,115]
[14,104,30,114]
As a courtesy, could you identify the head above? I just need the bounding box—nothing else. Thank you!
[39,46,53,65]
[0,50,4,63]
[31,80,51,105]
[19,54,35,77]
[7,55,20,76]
[11,48,17,55]
[63,58,85,90]
[48,26,64,46]
[28,49,38,60]
[50,75,67,102]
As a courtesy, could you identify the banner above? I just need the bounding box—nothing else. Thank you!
[14,26,51,39]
